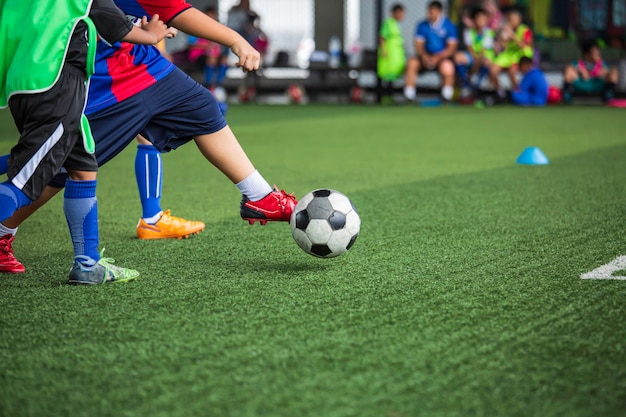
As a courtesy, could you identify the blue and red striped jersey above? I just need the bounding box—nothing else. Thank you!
[86,0,192,114]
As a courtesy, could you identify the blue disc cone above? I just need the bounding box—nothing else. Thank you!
[516,146,549,165]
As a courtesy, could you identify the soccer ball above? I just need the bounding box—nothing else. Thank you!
[290,189,360,258]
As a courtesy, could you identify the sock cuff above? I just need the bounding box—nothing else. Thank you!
[64,180,97,199]
[137,144,159,153]
[0,181,31,207]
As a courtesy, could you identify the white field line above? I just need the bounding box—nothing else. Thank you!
[580,256,626,280]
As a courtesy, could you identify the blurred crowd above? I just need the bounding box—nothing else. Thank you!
[165,0,620,107]
[379,0,620,106]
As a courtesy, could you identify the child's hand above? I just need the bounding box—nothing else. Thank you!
[579,68,590,80]
[500,25,513,41]
[229,38,261,72]
[142,15,178,42]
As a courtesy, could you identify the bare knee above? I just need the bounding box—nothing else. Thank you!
[454,52,467,65]
[608,67,619,84]
[490,65,502,77]
[66,170,97,181]
[439,59,455,77]
[406,57,419,73]
[136,135,151,145]
[563,65,578,83]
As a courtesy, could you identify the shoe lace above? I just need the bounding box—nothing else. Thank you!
[0,236,13,254]
[96,249,137,283]
[274,186,297,208]
[96,249,120,284]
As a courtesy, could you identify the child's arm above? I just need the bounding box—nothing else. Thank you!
[90,0,176,45]
[169,7,260,72]
[123,15,178,45]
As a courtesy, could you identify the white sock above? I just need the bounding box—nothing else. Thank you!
[404,86,416,100]
[143,211,163,225]
[0,223,17,237]
[442,85,454,100]
[236,170,273,201]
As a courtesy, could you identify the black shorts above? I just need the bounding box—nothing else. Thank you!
[7,64,97,200]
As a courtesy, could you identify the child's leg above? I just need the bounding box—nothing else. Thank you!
[0,182,32,223]
[194,126,267,191]
[193,126,295,224]
[454,52,471,89]
[204,56,218,87]
[216,56,229,87]
[476,65,489,89]
[507,65,519,90]
[135,136,163,223]
[511,90,531,105]
[0,154,8,175]
[63,171,100,261]
[133,136,205,238]
[63,169,138,284]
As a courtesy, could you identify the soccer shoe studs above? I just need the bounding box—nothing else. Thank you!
[240,187,297,225]
[137,210,205,240]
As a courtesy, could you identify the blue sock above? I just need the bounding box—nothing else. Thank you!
[216,64,228,85]
[64,179,99,261]
[457,64,469,88]
[0,154,8,175]
[475,66,489,89]
[0,182,32,223]
[204,66,215,87]
[135,144,163,220]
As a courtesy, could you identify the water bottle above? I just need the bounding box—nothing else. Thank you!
[328,35,341,68]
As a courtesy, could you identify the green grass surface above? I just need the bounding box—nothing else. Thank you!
[1,105,625,417]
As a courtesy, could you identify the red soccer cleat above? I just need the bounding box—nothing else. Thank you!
[240,187,298,225]
[0,234,25,274]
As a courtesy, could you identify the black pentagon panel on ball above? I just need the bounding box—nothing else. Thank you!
[306,197,333,219]
[328,211,346,230]
[346,233,358,250]
[313,189,332,198]
[310,244,333,257]
[295,210,310,230]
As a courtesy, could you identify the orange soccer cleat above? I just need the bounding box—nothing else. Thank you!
[137,210,205,240]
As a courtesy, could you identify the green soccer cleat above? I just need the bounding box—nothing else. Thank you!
[68,250,139,285]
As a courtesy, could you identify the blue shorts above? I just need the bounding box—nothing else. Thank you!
[88,67,227,166]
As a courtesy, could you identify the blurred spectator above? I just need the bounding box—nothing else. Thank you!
[227,0,252,38]
[454,7,495,98]
[188,7,229,90]
[226,0,265,102]
[248,12,269,59]
[562,42,618,103]
[489,8,533,97]
[378,3,407,82]
[226,0,267,54]
[511,56,548,106]
[482,0,504,32]
[404,1,458,101]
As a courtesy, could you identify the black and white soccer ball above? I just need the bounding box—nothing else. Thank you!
[290,189,360,258]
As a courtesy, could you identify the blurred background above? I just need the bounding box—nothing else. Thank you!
[165,0,626,102]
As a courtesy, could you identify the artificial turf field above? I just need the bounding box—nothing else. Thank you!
[0,104,625,417]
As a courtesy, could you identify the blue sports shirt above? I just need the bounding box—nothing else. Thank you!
[415,16,458,55]
[86,0,192,114]
[519,68,548,102]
